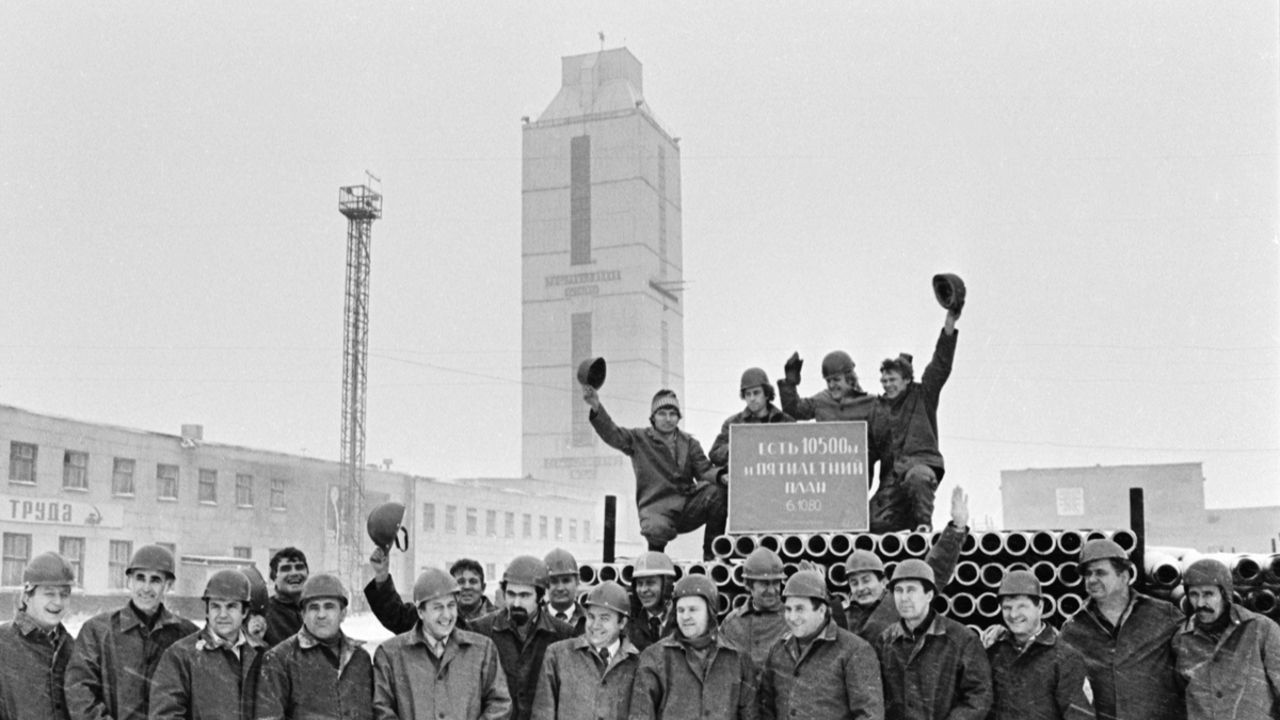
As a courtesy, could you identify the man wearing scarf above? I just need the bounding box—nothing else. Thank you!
[1171,558,1280,720]
[630,575,758,720]
[0,552,76,720]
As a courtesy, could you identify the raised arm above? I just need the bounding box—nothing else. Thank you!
[925,486,970,587]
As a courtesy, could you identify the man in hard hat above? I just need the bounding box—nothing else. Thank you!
[626,551,680,652]
[365,553,497,634]
[759,570,883,720]
[532,581,641,720]
[876,558,992,719]
[982,570,1094,720]
[844,485,971,643]
[150,568,267,720]
[583,386,726,560]
[776,350,877,422]
[866,307,960,533]
[467,555,574,720]
[373,568,511,720]
[1171,557,1280,720]
[258,573,374,720]
[544,549,586,636]
[264,546,310,646]
[708,367,794,472]
[720,547,789,666]
[1060,538,1184,720]
[66,544,198,720]
[0,552,76,720]
[631,575,758,720]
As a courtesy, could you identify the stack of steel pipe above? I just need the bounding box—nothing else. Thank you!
[577,532,1280,629]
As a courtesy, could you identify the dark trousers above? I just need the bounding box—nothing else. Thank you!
[869,463,939,533]
[640,481,728,559]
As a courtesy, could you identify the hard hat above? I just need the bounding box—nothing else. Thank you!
[414,568,460,605]
[821,351,855,380]
[673,574,719,610]
[240,565,269,615]
[503,555,550,590]
[1078,539,1131,570]
[742,547,786,581]
[932,273,967,318]
[650,390,681,418]
[127,545,176,578]
[23,552,75,586]
[576,357,607,390]
[631,551,677,578]
[782,570,829,601]
[739,367,770,392]
[585,581,630,616]
[544,549,578,577]
[203,569,251,602]
[887,559,936,591]
[1183,558,1233,596]
[997,569,1042,599]
[300,573,349,606]
[844,550,886,576]
[367,502,408,552]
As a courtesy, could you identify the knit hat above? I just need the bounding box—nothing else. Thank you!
[650,390,681,418]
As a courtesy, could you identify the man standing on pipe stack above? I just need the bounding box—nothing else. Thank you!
[584,385,726,561]
[264,546,311,647]
[776,350,877,423]
[708,367,794,473]
[1060,538,1184,720]
[876,558,992,720]
[0,552,76,720]
[467,555,574,720]
[1171,557,1280,720]
[544,549,587,637]
[844,485,970,643]
[982,570,1094,720]
[626,551,680,652]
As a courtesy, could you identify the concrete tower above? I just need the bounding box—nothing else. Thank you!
[522,48,684,554]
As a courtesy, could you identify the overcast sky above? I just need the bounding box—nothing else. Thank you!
[2,2,1277,529]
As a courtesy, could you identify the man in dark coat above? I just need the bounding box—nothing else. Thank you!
[867,307,959,532]
[625,552,679,653]
[776,351,877,423]
[364,553,497,635]
[708,367,794,472]
[263,547,310,647]
[0,552,76,720]
[585,386,725,560]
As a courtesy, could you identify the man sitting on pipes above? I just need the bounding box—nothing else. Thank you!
[584,386,725,561]
[708,367,793,473]
[776,350,877,422]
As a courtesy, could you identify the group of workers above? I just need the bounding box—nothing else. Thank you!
[6,496,1279,720]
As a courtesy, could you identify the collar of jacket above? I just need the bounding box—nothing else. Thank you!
[299,627,364,671]
[411,624,474,650]
[885,612,945,643]
[487,607,561,637]
[14,610,67,639]
[643,427,689,463]
[195,625,254,652]
[657,629,734,653]
[546,601,584,622]
[1080,589,1143,630]
[738,599,782,618]
[640,602,673,626]
[270,593,303,610]
[994,622,1057,650]
[118,603,183,633]
[1178,602,1246,637]
[571,635,639,660]
[784,616,839,651]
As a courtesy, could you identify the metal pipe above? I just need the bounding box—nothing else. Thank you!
[1007,562,1030,573]
[579,565,597,586]
[758,535,782,553]
[828,563,848,587]
[731,593,750,610]
[1085,530,1107,543]
[978,532,1004,556]
[1056,563,1082,588]
[828,533,854,558]
[1041,594,1057,619]
[976,592,1001,618]
[980,563,1006,588]
[959,533,979,557]
[949,593,976,618]
[878,533,904,558]
[781,534,807,560]
[620,563,634,585]
[734,535,757,559]
[853,534,877,552]
[1056,531,1084,556]
[1246,588,1277,615]
[1111,528,1138,554]
[717,593,731,615]
[731,563,745,587]
[783,562,800,578]
[806,533,830,558]
[1265,554,1280,585]
[1056,593,1083,617]
[1031,561,1057,586]
[686,562,708,577]
[1002,532,1031,557]
[1143,551,1182,589]
[904,532,930,557]
[709,563,733,587]
[711,535,736,560]
[1233,555,1264,587]
[953,561,980,587]
[930,594,950,615]
[1030,531,1057,557]
[597,564,620,583]
[672,563,685,581]
[883,561,899,580]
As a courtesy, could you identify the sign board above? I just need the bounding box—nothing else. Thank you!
[1,494,125,528]
[727,422,870,533]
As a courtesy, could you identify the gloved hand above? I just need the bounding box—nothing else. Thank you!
[784,352,803,386]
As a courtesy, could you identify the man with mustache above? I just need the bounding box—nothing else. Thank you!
[532,581,640,720]
[544,549,586,636]
[1060,538,1184,720]
[1171,558,1280,720]
[0,552,76,720]
[467,555,574,720]
[66,545,198,720]
[264,547,310,647]
[626,552,679,652]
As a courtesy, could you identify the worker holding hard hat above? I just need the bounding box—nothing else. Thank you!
[776,349,877,423]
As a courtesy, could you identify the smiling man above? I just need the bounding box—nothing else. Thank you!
[708,368,794,473]
[66,544,198,720]
[532,581,640,720]
[263,547,310,647]
[0,552,76,720]
[626,552,679,652]
[776,351,877,423]
[720,547,788,666]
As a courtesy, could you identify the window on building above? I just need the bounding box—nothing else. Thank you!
[236,474,253,507]
[9,442,36,484]
[198,469,217,504]
[445,506,457,534]
[63,451,88,490]
[423,503,436,532]
[112,458,135,496]
[485,510,497,537]
[570,134,592,265]
[233,546,251,559]
[59,536,85,586]
[2,533,32,587]
[270,478,286,510]
[466,507,478,536]
[555,517,563,540]
[570,519,578,542]
[505,512,515,538]
[109,540,133,590]
[584,520,591,542]
[523,514,532,539]
[157,464,179,500]
[540,516,548,540]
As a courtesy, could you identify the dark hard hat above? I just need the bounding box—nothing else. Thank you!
[632,551,677,578]
[414,568,460,605]
[783,570,829,601]
[844,550,885,576]
[577,357,607,389]
[367,502,407,551]
[821,351,855,380]
[932,273,967,317]
[300,573,349,605]
[742,547,786,581]
[240,565,269,615]
[24,552,75,586]
[888,559,936,590]
[1078,539,1130,570]
[1183,558,1233,595]
[203,568,251,602]
[585,581,630,615]
[544,548,578,577]
[504,555,550,589]
[740,367,770,392]
[128,545,176,578]
[673,574,719,610]
[997,569,1042,599]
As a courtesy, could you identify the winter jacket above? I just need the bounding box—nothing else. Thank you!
[984,624,1095,720]
[372,626,510,720]
[845,522,967,643]
[148,627,265,720]
[467,610,574,720]
[629,633,758,720]
[65,602,199,720]
[868,329,956,484]
[1171,603,1280,720]
[1058,592,1183,720]
[363,578,419,636]
[759,619,883,720]
[0,611,73,720]
[776,384,876,424]
[720,601,789,668]
[256,629,374,720]
[589,404,721,520]
[707,404,794,468]
[876,613,992,720]
[532,636,641,720]
[264,596,304,648]
[627,604,678,654]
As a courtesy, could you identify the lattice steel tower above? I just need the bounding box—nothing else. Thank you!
[338,183,381,597]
